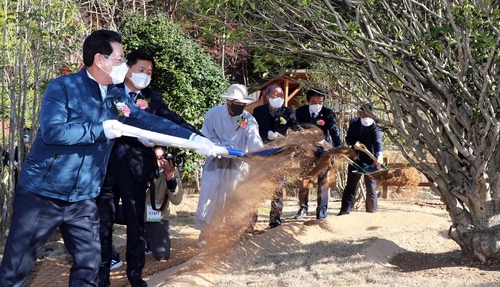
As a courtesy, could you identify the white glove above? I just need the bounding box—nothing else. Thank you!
[192,135,217,156]
[138,137,155,147]
[353,141,362,150]
[102,120,123,139]
[268,131,283,140]
[316,139,332,151]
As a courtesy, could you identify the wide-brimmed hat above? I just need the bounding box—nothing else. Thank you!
[220,84,255,104]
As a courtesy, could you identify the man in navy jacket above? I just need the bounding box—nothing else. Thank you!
[339,102,383,215]
[253,84,303,228]
[0,30,214,287]
[295,88,343,220]
[97,49,203,287]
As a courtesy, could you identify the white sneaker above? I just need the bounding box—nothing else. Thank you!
[144,242,153,254]
[110,255,123,270]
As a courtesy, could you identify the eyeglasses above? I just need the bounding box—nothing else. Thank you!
[270,93,284,98]
[103,55,127,65]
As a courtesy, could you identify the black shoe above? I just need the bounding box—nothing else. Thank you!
[337,211,349,216]
[269,218,282,228]
[316,207,327,220]
[130,278,147,287]
[294,208,307,219]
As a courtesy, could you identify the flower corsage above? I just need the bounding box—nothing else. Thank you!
[114,100,130,117]
[316,119,325,126]
[237,118,247,130]
[279,117,287,125]
[135,99,149,110]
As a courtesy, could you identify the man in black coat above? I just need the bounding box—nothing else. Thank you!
[253,84,303,228]
[295,88,343,220]
[339,102,383,215]
[96,49,202,287]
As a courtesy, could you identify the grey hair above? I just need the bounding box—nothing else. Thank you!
[266,84,283,95]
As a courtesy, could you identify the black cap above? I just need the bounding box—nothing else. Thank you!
[359,101,374,115]
[306,87,326,101]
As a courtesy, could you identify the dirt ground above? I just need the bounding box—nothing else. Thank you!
[21,191,500,287]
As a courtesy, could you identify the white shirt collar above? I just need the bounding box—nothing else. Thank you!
[124,83,140,97]
[86,70,107,100]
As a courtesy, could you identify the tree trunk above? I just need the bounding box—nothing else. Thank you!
[209,0,500,263]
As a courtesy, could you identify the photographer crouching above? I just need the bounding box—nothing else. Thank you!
[143,146,184,261]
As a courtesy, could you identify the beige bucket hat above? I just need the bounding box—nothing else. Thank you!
[220,84,255,104]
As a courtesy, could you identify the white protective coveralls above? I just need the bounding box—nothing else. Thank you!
[194,104,263,230]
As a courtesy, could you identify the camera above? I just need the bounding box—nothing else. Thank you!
[163,153,185,167]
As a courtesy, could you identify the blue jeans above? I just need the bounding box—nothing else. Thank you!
[0,186,100,286]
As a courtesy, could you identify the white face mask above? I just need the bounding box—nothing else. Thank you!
[129,72,151,90]
[269,97,284,109]
[309,104,322,114]
[101,57,129,85]
[361,117,374,126]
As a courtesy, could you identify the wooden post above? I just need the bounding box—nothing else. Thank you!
[382,157,389,199]
[284,79,289,107]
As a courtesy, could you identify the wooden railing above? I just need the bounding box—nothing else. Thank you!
[180,160,433,199]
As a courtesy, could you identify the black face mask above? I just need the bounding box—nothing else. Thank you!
[229,102,246,116]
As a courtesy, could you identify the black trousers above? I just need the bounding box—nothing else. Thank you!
[297,165,330,219]
[97,156,148,285]
[340,164,378,213]
[144,220,171,261]
[269,188,284,223]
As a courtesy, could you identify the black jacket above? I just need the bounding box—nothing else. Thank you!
[112,84,202,182]
[345,117,383,165]
[252,104,303,143]
[295,105,343,147]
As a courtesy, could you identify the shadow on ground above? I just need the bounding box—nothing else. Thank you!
[390,250,500,272]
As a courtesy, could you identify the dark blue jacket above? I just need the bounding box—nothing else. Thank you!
[114,84,202,182]
[345,117,383,165]
[252,104,303,143]
[296,105,343,147]
[19,68,193,202]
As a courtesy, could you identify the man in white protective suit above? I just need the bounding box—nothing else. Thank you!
[194,84,263,245]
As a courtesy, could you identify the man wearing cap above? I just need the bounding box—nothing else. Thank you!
[194,84,263,244]
[294,88,343,220]
[252,84,304,228]
[338,101,383,215]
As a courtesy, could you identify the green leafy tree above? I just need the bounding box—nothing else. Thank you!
[213,0,500,262]
[119,12,228,171]
[180,0,320,86]
[179,0,253,84]
[0,0,86,241]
